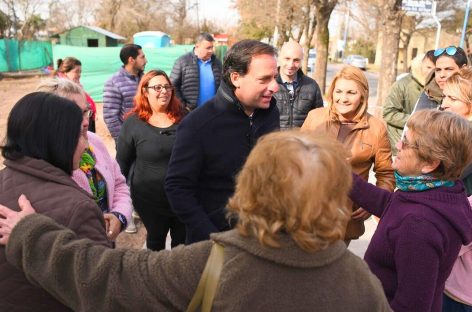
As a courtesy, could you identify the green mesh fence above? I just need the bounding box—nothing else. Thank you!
[0,39,53,72]
[52,44,201,102]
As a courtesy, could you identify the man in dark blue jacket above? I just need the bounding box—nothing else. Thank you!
[165,40,280,244]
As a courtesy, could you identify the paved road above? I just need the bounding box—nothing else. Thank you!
[311,63,380,106]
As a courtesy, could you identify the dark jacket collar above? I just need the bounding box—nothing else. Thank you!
[216,80,277,116]
[276,68,306,85]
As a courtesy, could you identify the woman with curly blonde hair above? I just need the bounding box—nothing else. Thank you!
[228,132,351,251]
[302,65,395,243]
[0,131,390,311]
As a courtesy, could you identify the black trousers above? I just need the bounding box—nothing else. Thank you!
[134,203,186,251]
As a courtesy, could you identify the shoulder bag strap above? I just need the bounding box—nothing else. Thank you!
[186,242,225,312]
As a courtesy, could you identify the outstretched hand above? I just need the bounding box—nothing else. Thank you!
[351,207,371,221]
[0,194,36,245]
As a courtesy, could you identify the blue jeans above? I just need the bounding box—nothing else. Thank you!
[443,294,472,312]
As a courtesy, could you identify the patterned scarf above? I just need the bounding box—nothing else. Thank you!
[79,146,107,211]
[394,171,454,192]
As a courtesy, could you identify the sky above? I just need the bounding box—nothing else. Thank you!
[187,0,240,28]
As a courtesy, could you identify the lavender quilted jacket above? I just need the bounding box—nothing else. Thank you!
[103,67,142,141]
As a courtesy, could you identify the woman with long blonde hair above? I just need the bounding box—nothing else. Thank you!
[302,65,395,243]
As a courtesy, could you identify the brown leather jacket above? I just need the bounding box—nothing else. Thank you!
[302,107,395,239]
[0,157,112,311]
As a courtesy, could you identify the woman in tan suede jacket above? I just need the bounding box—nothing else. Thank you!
[302,66,395,242]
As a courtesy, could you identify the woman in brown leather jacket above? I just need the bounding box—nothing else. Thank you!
[302,65,395,243]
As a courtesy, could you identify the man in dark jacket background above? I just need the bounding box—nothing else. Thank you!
[170,33,223,110]
[165,40,280,244]
[273,41,323,129]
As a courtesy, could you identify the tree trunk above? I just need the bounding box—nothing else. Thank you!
[301,3,316,73]
[376,0,402,112]
[313,13,330,93]
[312,0,337,93]
[374,29,383,67]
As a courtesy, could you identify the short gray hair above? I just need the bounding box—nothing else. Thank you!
[36,78,86,104]
[196,32,214,44]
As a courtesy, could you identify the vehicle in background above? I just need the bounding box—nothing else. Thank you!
[307,49,316,73]
[343,55,368,70]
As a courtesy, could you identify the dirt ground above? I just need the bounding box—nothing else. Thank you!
[0,76,146,249]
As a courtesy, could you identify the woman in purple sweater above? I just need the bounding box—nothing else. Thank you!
[350,109,472,312]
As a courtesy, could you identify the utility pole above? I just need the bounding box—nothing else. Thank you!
[431,1,441,49]
[460,0,472,48]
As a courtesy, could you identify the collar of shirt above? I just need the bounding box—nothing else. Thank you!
[198,58,212,65]
[283,79,298,87]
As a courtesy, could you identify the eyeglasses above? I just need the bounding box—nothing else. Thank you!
[83,109,93,118]
[400,135,418,150]
[434,46,457,57]
[147,84,174,92]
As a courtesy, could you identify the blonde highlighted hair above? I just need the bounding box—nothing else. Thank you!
[445,67,472,110]
[407,109,472,180]
[326,65,369,122]
[227,130,352,253]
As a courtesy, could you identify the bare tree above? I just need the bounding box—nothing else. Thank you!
[312,0,338,93]
[235,0,309,46]
[301,1,317,73]
[376,0,402,109]
[94,0,169,40]
[169,0,187,44]
[1,0,45,38]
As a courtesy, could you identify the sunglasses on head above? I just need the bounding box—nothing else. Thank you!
[434,46,457,57]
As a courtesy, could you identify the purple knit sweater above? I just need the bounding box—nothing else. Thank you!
[350,174,472,312]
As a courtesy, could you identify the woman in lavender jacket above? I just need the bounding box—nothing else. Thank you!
[350,110,472,312]
[37,78,132,240]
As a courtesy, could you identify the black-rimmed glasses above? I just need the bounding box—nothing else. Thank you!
[147,84,174,92]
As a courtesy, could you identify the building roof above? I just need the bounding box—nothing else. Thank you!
[213,34,229,42]
[82,26,126,40]
[134,31,169,37]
